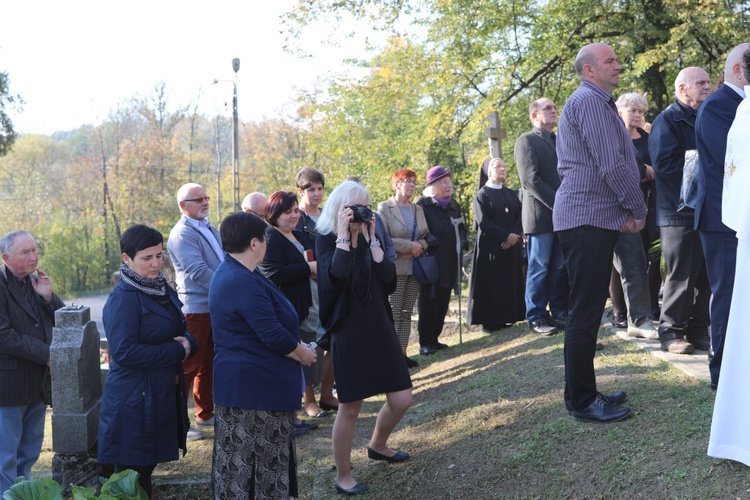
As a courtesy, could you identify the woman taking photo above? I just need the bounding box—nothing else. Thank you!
[259,191,328,426]
[377,169,431,368]
[467,158,525,331]
[99,224,198,497]
[416,166,469,356]
[317,180,413,495]
[209,211,317,499]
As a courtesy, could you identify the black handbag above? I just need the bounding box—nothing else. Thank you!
[410,209,439,285]
[413,254,439,285]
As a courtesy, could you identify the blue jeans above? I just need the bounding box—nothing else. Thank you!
[525,232,566,322]
[612,232,651,326]
[0,399,46,493]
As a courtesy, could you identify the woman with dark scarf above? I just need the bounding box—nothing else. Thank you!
[98,225,198,497]
[415,166,468,356]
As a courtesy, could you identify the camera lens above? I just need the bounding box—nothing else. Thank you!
[351,205,373,223]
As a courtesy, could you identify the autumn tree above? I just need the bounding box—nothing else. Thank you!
[0,70,21,156]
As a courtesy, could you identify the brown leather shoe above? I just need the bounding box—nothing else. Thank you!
[661,338,695,354]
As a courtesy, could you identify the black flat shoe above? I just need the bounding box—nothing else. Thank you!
[405,356,419,368]
[334,480,368,495]
[319,401,339,412]
[367,446,410,463]
[571,395,632,423]
[419,345,437,356]
[433,342,449,350]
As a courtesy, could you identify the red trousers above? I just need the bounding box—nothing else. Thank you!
[184,313,215,421]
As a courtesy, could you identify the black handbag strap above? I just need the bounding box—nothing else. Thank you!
[410,205,418,241]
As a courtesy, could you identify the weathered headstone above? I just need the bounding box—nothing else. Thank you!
[51,305,103,491]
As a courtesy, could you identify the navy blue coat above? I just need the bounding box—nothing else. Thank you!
[210,255,302,411]
[695,84,743,232]
[649,100,698,227]
[99,280,197,466]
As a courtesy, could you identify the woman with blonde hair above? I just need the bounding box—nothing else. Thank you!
[317,180,413,495]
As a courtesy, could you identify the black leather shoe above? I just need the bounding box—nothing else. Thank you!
[565,391,627,414]
[419,345,437,356]
[335,480,368,495]
[367,446,410,463]
[405,356,419,368]
[530,318,558,336]
[433,342,449,350]
[552,316,568,330]
[572,395,633,423]
[610,312,627,329]
[687,336,711,351]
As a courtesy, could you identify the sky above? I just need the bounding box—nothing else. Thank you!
[0,0,380,135]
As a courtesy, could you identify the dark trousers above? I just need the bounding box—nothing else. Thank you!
[700,230,737,386]
[558,226,618,411]
[418,284,452,347]
[659,226,710,342]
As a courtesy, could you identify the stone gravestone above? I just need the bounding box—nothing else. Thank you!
[51,305,103,491]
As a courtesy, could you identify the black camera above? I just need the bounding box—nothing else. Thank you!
[349,204,373,223]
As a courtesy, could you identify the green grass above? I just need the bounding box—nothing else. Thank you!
[34,321,750,498]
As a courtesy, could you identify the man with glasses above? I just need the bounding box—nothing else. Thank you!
[514,97,567,336]
[168,183,223,441]
[650,67,712,355]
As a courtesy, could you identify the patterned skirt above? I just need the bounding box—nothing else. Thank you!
[212,405,298,499]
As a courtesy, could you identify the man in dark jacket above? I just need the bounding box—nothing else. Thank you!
[514,97,566,336]
[694,43,749,387]
[649,67,712,354]
[0,230,64,493]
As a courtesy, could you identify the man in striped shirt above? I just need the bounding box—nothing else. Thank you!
[554,42,648,424]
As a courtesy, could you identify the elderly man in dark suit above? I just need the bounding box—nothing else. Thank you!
[0,230,64,492]
[514,97,566,336]
[650,66,712,355]
[695,42,750,389]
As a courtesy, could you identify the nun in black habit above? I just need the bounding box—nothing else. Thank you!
[467,158,526,331]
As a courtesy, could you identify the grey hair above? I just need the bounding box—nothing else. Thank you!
[574,46,598,77]
[315,181,370,236]
[0,230,33,254]
[615,92,648,111]
[176,183,203,204]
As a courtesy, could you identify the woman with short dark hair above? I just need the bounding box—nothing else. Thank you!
[259,191,328,427]
[210,211,317,499]
[99,224,198,497]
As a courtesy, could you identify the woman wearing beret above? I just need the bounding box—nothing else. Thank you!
[416,166,468,356]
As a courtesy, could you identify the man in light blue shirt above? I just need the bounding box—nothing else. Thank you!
[168,183,224,441]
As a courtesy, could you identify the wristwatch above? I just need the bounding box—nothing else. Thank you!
[370,240,381,249]
[335,237,350,244]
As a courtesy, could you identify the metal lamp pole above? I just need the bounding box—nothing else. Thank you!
[231,58,240,211]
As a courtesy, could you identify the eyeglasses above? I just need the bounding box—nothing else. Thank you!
[183,196,210,203]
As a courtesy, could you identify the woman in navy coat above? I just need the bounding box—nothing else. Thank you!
[210,211,317,499]
[98,225,197,497]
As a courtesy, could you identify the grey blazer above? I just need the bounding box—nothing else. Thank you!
[377,198,431,275]
[167,216,223,314]
[0,265,65,406]
[514,127,561,234]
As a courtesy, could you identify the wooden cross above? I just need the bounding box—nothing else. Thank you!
[485,111,506,159]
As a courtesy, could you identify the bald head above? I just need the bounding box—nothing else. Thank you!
[242,192,269,218]
[574,43,622,93]
[674,67,711,110]
[724,43,750,87]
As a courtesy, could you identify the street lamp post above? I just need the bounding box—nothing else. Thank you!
[231,58,240,212]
